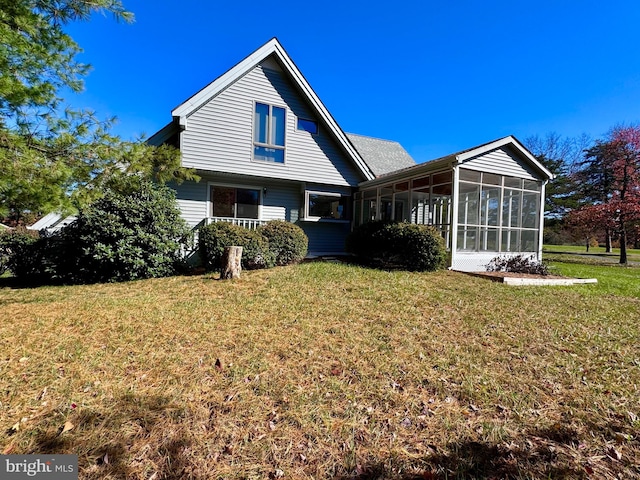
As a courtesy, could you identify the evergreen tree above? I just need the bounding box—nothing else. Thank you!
[0,1,197,223]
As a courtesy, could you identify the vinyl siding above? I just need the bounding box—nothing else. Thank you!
[459,146,539,180]
[181,62,364,187]
[172,178,301,227]
[170,180,208,227]
[299,221,351,255]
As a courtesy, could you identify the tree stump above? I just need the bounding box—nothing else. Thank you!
[221,246,243,279]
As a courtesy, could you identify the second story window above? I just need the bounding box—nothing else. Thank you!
[254,102,285,163]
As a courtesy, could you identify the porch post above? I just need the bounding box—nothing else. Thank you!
[538,180,548,261]
[450,163,459,269]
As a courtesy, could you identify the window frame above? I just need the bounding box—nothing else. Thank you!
[304,190,350,222]
[208,182,262,220]
[253,101,287,164]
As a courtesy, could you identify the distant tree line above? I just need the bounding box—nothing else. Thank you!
[524,125,640,264]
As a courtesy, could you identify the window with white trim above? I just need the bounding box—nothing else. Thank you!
[254,102,285,163]
[305,191,349,220]
[210,185,260,219]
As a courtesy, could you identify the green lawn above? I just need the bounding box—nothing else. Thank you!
[544,244,640,264]
[1,262,639,479]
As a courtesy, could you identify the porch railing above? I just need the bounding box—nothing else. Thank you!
[205,217,268,230]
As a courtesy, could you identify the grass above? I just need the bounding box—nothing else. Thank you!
[1,262,640,479]
[543,244,640,265]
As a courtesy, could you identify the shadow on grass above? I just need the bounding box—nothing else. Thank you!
[336,425,586,479]
[30,393,196,480]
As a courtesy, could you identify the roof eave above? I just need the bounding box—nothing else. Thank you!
[456,136,555,180]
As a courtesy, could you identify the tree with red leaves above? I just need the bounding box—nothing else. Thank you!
[570,125,640,264]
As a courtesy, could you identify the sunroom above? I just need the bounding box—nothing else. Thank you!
[353,136,554,272]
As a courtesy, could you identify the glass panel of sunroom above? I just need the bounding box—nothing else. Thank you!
[502,189,521,228]
[480,228,499,251]
[411,184,430,225]
[501,229,521,252]
[431,183,451,227]
[394,191,410,222]
[380,187,393,222]
[457,226,478,251]
[481,186,501,227]
[522,192,540,228]
[521,230,538,252]
[362,189,377,222]
[458,183,479,225]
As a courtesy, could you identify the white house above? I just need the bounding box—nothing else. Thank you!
[150,38,553,271]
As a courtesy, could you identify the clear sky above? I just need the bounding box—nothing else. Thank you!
[64,0,640,163]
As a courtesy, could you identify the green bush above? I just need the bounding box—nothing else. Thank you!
[199,222,275,272]
[346,221,447,272]
[7,179,191,285]
[58,179,190,283]
[257,220,308,266]
[0,228,40,278]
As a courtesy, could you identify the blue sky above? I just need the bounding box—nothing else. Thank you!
[65,0,640,163]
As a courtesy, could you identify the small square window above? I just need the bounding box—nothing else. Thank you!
[297,118,318,134]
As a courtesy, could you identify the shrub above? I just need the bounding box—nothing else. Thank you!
[486,254,550,276]
[199,222,274,272]
[346,221,447,272]
[59,179,191,283]
[0,228,40,278]
[257,220,308,266]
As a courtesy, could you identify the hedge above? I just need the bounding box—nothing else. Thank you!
[346,221,446,271]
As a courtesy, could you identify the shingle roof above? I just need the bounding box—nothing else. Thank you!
[346,133,416,177]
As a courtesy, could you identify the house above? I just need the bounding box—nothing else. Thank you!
[150,38,553,271]
[27,212,77,236]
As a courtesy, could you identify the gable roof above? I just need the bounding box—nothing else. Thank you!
[346,133,416,177]
[168,38,375,181]
[360,135,554,187]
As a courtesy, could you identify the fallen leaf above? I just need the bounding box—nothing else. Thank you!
[268,420,276,431]
[61,421,74,434]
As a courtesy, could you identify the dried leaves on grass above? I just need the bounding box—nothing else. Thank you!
[1,264,640,479]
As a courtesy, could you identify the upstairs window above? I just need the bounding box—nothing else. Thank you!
[254,102,285,163]
[297,117,318,134]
